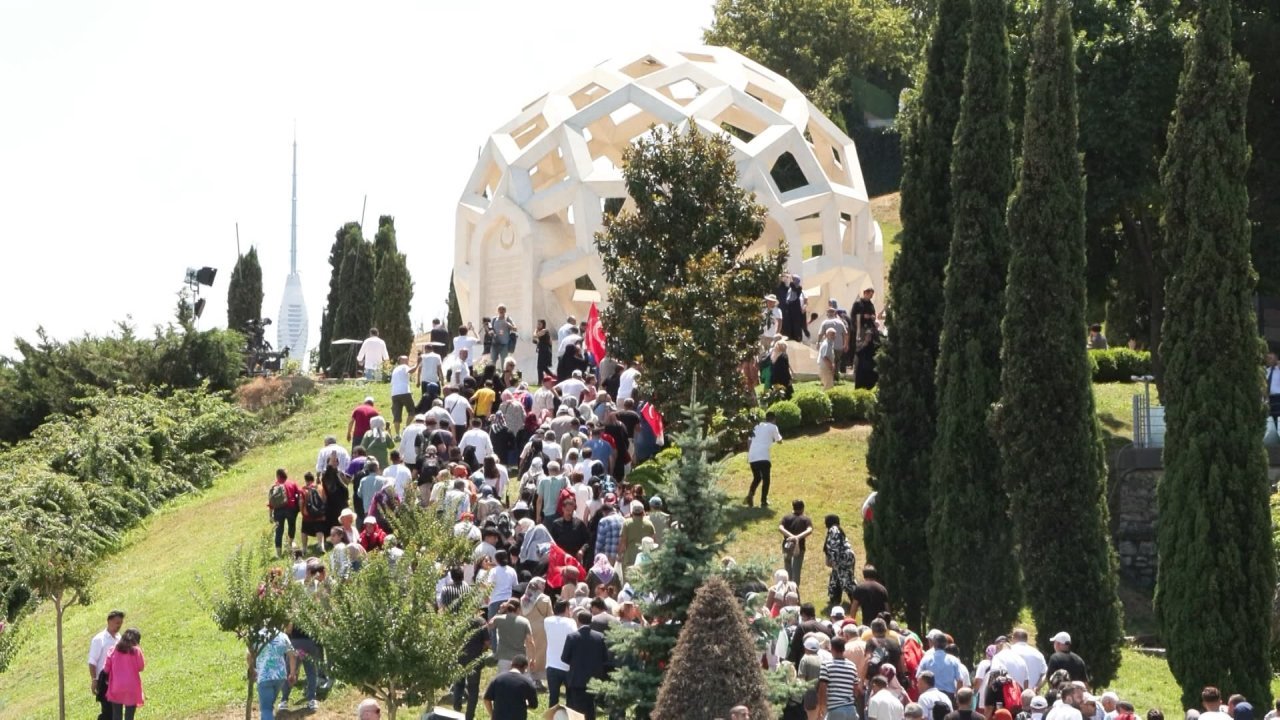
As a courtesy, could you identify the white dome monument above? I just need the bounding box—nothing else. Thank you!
[454,45,884,373]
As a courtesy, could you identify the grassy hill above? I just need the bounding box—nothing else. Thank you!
[0,379,1265,718]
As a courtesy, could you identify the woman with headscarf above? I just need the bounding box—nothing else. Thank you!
[879,664,910,704]
[633,537,658,567]
[518,522,553,576]
[360,416,392,468]
[586,553,623,597]
[766,569,791,616]
[519,576,554,691]
[823,514,858,611]
[534,319,553,382]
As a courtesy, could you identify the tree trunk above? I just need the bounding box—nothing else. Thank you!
[55,597,65,720]
[245,672,253,720]
[386,681,397,720]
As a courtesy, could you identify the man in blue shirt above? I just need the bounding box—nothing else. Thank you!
[584,427,613,471]
[917,629,963,699]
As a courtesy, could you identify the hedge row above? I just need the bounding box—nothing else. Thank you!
[767,386,878,433]
[1088,348,1152,382]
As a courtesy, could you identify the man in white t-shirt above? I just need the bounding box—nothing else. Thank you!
[399,415,427,470]
[459,418,495,463]
[356,328,390,381]
[443,386,473,436]
[556,316,578,356]
[745,412,783,508]
[417,347,444,390]
[315,436,351,474]
[991,639,1031,688]
[453,325,479,367]
[1010,628,1047,690]
[543,599,578,707]
[385,450,413,502]
[617,363,641,402]
[1045,683,1085,720]
[446,349,472,386]
[556,371,588,403]
[389,355,416,435]
[88,609,125,718]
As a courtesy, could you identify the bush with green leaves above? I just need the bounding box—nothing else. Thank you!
[766,400,802,434]
[828,387,877,423]
[1088,348,1152,382]
[793,389,833,426]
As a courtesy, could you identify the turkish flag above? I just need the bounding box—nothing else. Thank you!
[641,401,665,445]
[585,302,607,362]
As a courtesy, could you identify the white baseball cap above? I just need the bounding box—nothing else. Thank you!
[1050,631,1071,644]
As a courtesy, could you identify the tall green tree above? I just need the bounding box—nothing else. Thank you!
[372,248,415,361]
[595,126,783,427]
[865,0,970,632]
[597,398,734,716]
[446,271,463,335]
[995,0,1123,684]
[318,222,362,370]
[653,576,772,720]
[925,0,1020,659]
[1154,0,1273,705]
[331,235,376,376]
[226,247,263,333]
[373,214,398,273]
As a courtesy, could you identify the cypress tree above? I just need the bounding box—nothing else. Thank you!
[372,249,415,360]
[1155,0,1273,706]
[925,0,1020,659]
[318,222,362,369]
[373,214,397,273]
[866,0,970,632]
[330,237,376,376]
[652,576,772,720]
[225,246,263,333]
[446,271,463,335]
[996,0,1123,684]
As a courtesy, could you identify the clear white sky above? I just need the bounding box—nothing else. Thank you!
[0,0,713,356]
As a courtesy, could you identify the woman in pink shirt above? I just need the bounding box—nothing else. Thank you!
[104,628,145,719]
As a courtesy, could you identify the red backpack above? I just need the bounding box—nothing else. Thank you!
[1000,676,1024,711]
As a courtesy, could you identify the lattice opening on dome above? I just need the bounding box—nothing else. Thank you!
[799,213,824,258]
[528,146,570,194]
[585,103,667,150]
[510,114,550,149]
[744,82,786,113]
[570,82,609,110]
[620,55,665,79]
[712,106,769,144]
[770,152,810,194]
[679,51,717,63]
[807,120,848,182]
[659,78,704,105]
[601,197,626,218]
[470,159,502,200]
[574,274,597,291]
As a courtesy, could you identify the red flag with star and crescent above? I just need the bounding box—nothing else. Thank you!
[586,302,607,362]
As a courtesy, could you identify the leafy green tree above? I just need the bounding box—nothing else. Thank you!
[226,246,263,333]
[597,397,734,716]
[194,540,295,720]
[653,576,772,720]
[446,271,463,334]
[994,0,1123,684]
[373,214,398,272]
[302,509,482,720]
[595,126,784,427]
[1154,0,1274,705]
[704,0,915,194]
[331,234,376,377]
[925,0,1020,659]
[372,229,415,359]
[0,611,24,676]
[318,222,362,371]
[865,0,970,631]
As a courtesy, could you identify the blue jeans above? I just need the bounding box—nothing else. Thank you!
[258,678,286,720]
[827,703,859,720]
[281,654,319,703]
[364,368,376,381]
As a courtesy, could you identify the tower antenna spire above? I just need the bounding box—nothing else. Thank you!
[290,124,298,275]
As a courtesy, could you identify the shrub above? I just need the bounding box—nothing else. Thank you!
[829,387,878,423]
[793,389,833,426]
[1089,348,1152,382]
[235,375,316,422]
[766,400,802,433]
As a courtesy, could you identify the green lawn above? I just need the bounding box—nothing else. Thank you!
[1,379,1254,718]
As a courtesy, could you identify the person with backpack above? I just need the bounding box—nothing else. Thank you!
[103,627,145,719]
[298,472,327,554]
[267,469,302,557]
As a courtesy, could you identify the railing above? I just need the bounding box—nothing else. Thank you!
[1131,376,1165,448]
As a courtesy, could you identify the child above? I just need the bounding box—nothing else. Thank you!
[105,627,145,719]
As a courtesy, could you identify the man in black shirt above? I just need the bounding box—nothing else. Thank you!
[615,398,643,438]
[787,603,835,665]
[549,497,590,559]
[453,613,489,720]
[1046,631,1089,683]
[483,653,539,720]
[779,499,814,585]
[849,565,890,626]
[850,288,877,337]
[944,688,981,720]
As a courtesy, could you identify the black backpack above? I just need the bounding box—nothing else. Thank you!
[305,486,326,517]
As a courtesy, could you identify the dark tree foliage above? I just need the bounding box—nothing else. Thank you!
[372,247,415,361]
[318,222,362,370]
[865,0,970,632]
[446,271,463,335]
[1237,0,1280,297]
[652,576,772,720]
[226,246,263,334]
[995,0,1123,684]
[595,126,783,428]
[373,214,398,273]
[331,234,376,377]
[1155,0,1274,706]
[596,398,733,716]
[925,0,1021,660]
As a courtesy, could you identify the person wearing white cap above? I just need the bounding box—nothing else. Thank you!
[762,294,783,345]
[829,605,847,634]
[1046,632,1089,683]
[1010,628,1048,691]
[1029,695,1050,720]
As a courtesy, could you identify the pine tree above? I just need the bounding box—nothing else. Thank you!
[597,397,732,716]
[866,0,970,632]
[372,249,415,360]
[331,236,376,376]
[1155,0,1273,705]
[225,246,263,333]
[373,214,397,273]
[995,0,1123,684]
[652,576,772,720]
[446,271,463,335]
[318,222,362,370]
[926,0,1021,659]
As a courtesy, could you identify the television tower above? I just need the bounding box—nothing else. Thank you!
[276,132,309,358]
